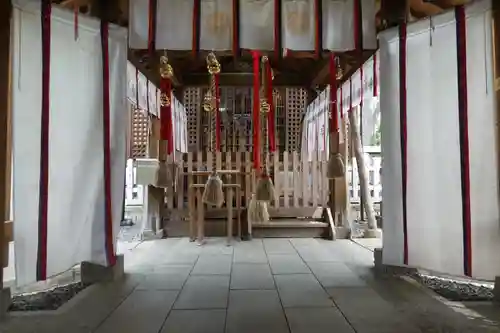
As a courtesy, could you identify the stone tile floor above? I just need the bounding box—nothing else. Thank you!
[1,238,500,333]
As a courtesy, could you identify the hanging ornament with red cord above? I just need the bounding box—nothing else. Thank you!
[202,52,224,208]
[327,53,345,179]
[255,55,275,202]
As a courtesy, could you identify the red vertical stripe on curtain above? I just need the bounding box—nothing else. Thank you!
[274,0,281,60]
[100,20,116,267]
[373,52,378,96]
[252,51,261,170]
[455,5,472,277]
[160,78,173,154]
[37,0,52,282]
[398,22,408,266]
[192,0,201,57]
[147,0,157,55]
[232,0,239,57]
[314,0,322,58]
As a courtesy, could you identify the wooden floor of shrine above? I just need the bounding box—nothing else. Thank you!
[2,238,500,333]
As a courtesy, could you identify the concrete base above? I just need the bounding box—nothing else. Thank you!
[494,276,500,302]
[364,228,382,239]
[142,229,164,240]
[81,254,124,285]
[0,287,11,320]
[373,248,417,276]
[334,226,350,239]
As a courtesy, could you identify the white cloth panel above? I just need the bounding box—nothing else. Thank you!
[126,61,137,105]
[148,82,158,116]
[199,0,233,50]
[156,0,195,50]
[425,12,463,276]
[240,0,275,50]
[12,3,127,286]
[137,72,148,111]
[322,0,354,51]
[281,0,315,51]
[350,70,361,108]
[378,30,405,267]
[465,3,500,280]
[129,0,149,48]
[361,0,377,49]
[403,16,463,276]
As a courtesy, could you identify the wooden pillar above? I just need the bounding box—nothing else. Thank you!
[0,1,12,287]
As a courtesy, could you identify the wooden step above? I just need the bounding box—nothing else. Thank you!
[252,219,329,238]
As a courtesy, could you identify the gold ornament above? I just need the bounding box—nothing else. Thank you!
[260,98,270,113]
[160,92,170,107]
[159,55,174,79]
[206,52,221,75]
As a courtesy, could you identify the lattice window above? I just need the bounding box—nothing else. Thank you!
[285,87,308,152]
[130,108,149,158]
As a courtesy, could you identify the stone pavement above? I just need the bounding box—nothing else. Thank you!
[1,238,499,333]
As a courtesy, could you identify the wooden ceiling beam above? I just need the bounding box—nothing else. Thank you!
[182,72,305,87]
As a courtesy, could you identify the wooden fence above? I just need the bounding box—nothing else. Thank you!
[163,151,330,218]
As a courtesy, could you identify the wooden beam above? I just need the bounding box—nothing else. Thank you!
[182,72,305,86]
[0,0,11,278]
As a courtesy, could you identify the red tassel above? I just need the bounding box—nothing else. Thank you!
[329,53,338,133]
[373,52,378,97]
[160,77,173,155]
[215,73,221,151]
[265,61,276,152]
[252,50,260,170]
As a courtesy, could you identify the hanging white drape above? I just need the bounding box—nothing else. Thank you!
[12,2,127,286]
[380,0,500,280]
[239,0,275,50]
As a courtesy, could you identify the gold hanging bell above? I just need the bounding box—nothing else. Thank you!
[206,52,221,75]
[159,55,174,79]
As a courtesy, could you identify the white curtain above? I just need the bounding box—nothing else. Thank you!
[126,62,137,105]
[466,0,500,280]
[322,0,354,51]
[12,2,127,286]
[240,0,275,50]
[281,0,315,51]
[380,0,500,280]
[199,0,233,50]
[156,0,195,50]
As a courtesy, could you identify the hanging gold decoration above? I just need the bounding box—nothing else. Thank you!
[206,52,221,75]
[260,99,270,113]
[160,92,170,107]
[159,55,174,79]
